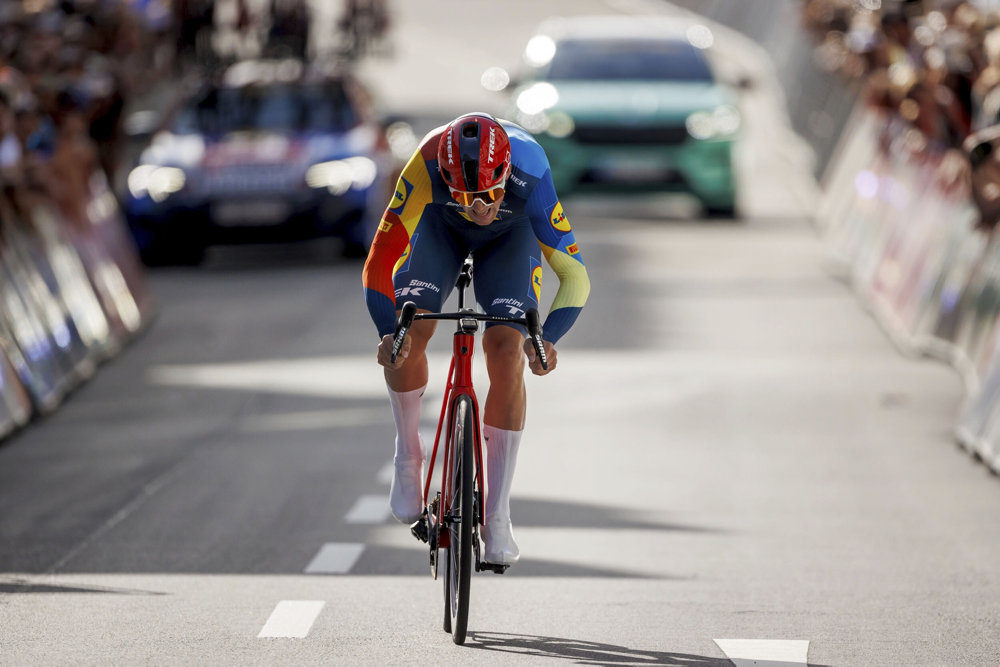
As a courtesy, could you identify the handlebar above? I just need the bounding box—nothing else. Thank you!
[391,300,548,371]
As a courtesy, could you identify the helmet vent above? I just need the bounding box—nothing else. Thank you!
[492,164,505,180]
[462,160,478,191]
[461,122,479,138]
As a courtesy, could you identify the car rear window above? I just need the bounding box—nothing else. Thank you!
[544,38,714,82]
[174,83,359,134]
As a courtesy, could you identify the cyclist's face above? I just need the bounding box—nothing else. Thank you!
[463,192,505,226]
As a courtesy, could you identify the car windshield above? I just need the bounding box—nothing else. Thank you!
[544,38,714,82]
[173,82,359,134]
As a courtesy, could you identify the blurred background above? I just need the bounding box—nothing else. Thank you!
[4,1,1000,664]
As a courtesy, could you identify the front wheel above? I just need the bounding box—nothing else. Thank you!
[442,394,475,644]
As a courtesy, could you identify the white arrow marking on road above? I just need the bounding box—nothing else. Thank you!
[345,494,391,523]
[304,542,365,574]
[713,639,809,667]
[258,600,325,638]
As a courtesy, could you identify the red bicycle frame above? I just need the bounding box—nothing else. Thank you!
[389,259,547,561]
[423,328,486,543]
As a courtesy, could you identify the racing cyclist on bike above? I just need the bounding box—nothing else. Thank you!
[362,113,590,565]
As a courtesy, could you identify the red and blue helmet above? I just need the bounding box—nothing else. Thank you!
[437,113,511,196]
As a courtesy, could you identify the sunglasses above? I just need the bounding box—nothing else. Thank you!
[448,183,505,207]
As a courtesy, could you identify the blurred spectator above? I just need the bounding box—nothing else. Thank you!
[48,89,98,233]
[268,0,310,60]
[337,0,390,60]
[801,0,1000,233]
[964,124,1000,231]
[0,89,22,188]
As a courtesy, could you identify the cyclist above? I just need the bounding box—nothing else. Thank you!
[362,113,590,565]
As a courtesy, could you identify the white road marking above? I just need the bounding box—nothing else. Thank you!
[345,494,391,524]
[304,543,365,574]
[713,639,810,667]
[258,600,325,638]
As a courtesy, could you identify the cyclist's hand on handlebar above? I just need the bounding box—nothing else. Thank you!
[523,337,556,376]
[378,333,410,369]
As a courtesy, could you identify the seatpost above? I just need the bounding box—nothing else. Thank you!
[456,257,474,310]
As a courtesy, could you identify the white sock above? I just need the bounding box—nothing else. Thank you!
[484,424,522,523]
[387,384,426,463]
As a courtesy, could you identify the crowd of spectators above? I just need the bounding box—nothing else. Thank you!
[802,0,1000,230]
[0,0,165,432]
[0,1,176,203]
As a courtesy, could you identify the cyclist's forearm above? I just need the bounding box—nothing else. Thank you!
[362,224,408,337]
[542,252,590,343]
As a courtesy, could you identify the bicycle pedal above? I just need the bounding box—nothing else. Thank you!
[480,562,509,575]
[410,517,429,543]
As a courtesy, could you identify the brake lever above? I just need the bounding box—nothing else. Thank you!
[524,308,547,371]
[391,301,418,364]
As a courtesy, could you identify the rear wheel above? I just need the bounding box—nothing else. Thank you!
[442,394,474,644]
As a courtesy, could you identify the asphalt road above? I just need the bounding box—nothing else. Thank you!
[3,1,1000,665]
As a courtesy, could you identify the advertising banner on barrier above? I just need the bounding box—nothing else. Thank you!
[0,175,156,440]
[820,103,1000,473]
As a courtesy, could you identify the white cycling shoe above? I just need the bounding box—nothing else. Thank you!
[481,518,520,565]
[389,457,424,524]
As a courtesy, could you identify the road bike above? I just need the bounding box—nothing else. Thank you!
[390,257,547,645]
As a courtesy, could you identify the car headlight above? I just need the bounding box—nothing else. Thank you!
[516,82,559,115]
[513,109,574,137]
[128,165,186,202]
[545,111,575,139]
[685,105,741,140]
[306,157,377,195]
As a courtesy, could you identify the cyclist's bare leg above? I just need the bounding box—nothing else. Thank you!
[384,317,437,391]
[480,324,525,564]
[482,324,527,430]
[385,316,437,523]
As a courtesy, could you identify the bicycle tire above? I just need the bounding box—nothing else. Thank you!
[443,394,475,644]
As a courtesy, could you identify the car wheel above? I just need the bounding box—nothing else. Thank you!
[140,242,206,267]
[703,203,738,220]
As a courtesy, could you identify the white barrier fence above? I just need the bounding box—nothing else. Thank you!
[819,104,1000,472]
[0,173,154,441]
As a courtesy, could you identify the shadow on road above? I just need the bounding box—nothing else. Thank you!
[511,497,723,533]
[0,577,165,595]
[351,544,693,579]
[467,632,730,665]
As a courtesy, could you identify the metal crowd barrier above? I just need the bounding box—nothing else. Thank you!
[819,104,1000,473]
[0,173,155,441]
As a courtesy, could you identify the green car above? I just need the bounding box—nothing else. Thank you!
[506,16,741,217]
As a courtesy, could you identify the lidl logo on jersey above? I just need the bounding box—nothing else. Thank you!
[393,234,418,274]
[390,178,413,215]
[549,201,570,232]
[529,258,542,304]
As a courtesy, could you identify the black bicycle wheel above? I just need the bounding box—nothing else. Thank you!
[443,394,475,644]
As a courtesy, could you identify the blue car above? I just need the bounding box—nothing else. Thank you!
[124,61,383,264]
